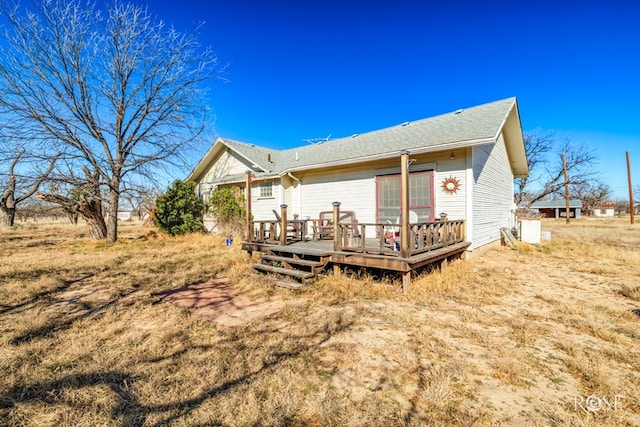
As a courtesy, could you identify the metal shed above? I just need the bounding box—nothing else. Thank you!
[530,200,582,219]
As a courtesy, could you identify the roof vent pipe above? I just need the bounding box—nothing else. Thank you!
[267,153,271,163]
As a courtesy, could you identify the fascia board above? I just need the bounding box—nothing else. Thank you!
[186,138,226,182]
[281,137,496,174]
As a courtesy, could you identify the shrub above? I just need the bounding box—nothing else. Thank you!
[208,186,247,235]
[154,180,206,236]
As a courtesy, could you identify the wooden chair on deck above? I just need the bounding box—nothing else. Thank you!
[272,209,306,241]
[384,211,419,251]
[313,210,359,240]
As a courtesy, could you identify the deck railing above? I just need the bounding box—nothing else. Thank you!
[246,203,465,258]
[247,217,465,257]
[248,219,310,243]
[249,220,281,244]
[336,220,465,257]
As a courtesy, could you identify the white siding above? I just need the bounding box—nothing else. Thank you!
[203,151,248,185]
[250,179,282,221]
[294,152,469,238]
[465,147,474,245]
[197,149,252,200]
[282,175,302,217]
[594,208,614,217]
[433,149,467,221]
[471,133,515,250]
[299,166,376,236]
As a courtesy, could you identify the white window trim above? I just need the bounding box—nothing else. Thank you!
[258,181,274,199]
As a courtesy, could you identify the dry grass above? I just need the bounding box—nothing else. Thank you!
[1,217,639,426]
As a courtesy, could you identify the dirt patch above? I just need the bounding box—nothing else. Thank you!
[154,277,285,327]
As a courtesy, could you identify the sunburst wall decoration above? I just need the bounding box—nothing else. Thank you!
[441,175,461,195]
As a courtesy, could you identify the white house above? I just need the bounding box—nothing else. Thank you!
[593,202,615,217]
[188,97,528,252]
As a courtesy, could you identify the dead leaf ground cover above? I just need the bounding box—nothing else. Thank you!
[0,218,639,426]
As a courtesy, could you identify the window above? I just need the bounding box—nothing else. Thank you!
[376,171,434,224]
[259,182,273,198]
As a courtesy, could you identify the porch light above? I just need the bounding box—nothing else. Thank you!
[450,152,455,160]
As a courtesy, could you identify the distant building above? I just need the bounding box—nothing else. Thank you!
[593,202,615,217]
[116,211,133,221]
[530,200,582,219]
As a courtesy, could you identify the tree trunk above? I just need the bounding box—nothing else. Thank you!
[106,182,120,244]
[67,212,79,225]
[1,175,17,228]
[80,199,107,240]
[36,193,107,240]
[0,206,15,228]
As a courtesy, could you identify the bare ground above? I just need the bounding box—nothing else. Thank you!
[0,218,639,425]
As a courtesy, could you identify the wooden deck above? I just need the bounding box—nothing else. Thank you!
[242,216,469,290]
[241,160,469,290]
[243,239,469,271]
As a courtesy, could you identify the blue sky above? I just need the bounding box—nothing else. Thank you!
[139,0,639,199]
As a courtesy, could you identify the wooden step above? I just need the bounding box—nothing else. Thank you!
[253,263,314,280]
[251,274,306,290]
[261,254,324,267]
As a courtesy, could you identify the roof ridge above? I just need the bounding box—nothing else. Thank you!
[280,96,516,153]
[198,96,524,180]
[221,137,283,153]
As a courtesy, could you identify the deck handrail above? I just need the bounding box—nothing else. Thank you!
[246,218,466,258]
[248,219,308,244]
[336,219,466,257]
[249,220,281,244]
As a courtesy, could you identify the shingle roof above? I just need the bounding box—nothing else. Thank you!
[531,200,583,208]
[188,97,527,181]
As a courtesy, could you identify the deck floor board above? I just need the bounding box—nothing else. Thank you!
[243,239,469,273]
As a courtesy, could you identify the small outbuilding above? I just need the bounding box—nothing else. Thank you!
[530,200,582,219]
[593,202,615,217]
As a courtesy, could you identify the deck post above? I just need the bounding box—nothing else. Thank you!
[245,171,252,241]
[402,271,411,292]
[332,201,341,251]
[400,151,410,258]
[280,204,288,246]
[333,263,341,276]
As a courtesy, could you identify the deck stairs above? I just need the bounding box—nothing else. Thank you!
[253,248,330,289]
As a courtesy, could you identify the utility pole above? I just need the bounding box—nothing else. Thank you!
[627,151,635,225]
[563,152,570,224]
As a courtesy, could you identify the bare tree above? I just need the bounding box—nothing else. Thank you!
[0,148,59,227]
[122,184,157,221]
[570,180,611,216]
[614,198,630,216]
[37,166,108,239]
[0,0,217,243]
[16,198,67,223]
[516,130,599,207]
[515,129,554,206]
